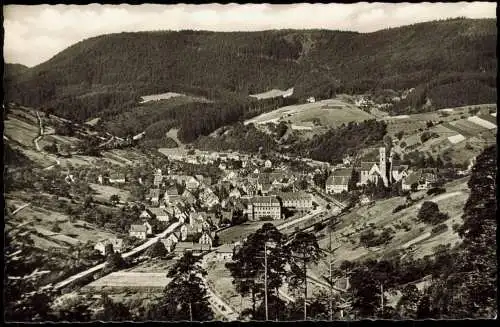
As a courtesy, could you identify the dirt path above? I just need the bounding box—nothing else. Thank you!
[34,111,61,169]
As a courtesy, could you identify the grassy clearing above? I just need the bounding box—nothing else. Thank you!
[4,117,39,147]
[8,202,118,247]
[85,272,172,289]
[124,258,177,273]
[245,97,374,128]
[249,88,293,100]
[217,220,284,244]
[89,183,131,203]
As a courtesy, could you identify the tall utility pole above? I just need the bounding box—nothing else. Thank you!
[264,242,268,321]
[303,257,307,321]
[380,283,384,313]
[329,261,333,321]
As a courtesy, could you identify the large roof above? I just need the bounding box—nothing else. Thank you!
[166,187,179,195]
[358,162,377,171]
[332,168,353,176]
[274,191,312,201]
[251,196,280,205]
[326,175,350,186]
[148,207,167,216]
[130,224,147,232]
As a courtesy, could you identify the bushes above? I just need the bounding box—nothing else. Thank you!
[420,131,439,143]
[431,223,448,235]
[51,224,62,233]
[359,228,394,248]
[427,187,446,196]
[393,204,408,213]
[417,201,450,225]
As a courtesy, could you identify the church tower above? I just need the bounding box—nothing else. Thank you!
[379,147,388,187]
[388,147,394,184]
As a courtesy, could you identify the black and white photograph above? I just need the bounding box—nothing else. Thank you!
[3,2,497,322]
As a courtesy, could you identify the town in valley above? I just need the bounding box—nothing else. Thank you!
[3,3,497,322]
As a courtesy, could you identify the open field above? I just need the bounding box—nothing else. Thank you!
[84,272,172,290]
[310,177,470,279]
[6,202,118,249]
[4,117,39,147]
[217,220,284,244]
[140,92,184,103]
[89,183,131,203]
[244,97,374,128]
[249,87,293,99]
[124,258,177,273]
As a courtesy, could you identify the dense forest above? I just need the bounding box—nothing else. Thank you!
[292,120,388,163]
[4,19,496,130]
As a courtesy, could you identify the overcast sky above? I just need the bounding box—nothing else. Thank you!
[4,2,497,67]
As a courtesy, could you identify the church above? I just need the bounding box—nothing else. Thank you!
[356,147,408,187]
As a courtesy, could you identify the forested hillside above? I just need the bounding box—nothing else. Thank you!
[4,18,496,143]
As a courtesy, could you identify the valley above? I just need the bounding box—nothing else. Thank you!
[3,14,497,323]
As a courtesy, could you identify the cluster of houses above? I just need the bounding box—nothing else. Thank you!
[326,147,439,194]
[93,164,315,257]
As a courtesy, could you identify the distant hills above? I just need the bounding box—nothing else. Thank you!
[4,18,497,132]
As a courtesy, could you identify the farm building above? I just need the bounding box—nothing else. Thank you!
[402,169,438,191]
[173,242,207,256]
[94,238,123,255]
[214,244,235,262]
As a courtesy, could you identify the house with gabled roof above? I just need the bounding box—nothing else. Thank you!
[164,187,181,204]
[181,189,197,206]
[198,231,214,249]
[185,176,200,191]
[390,164,409,183]
[148,207,170,222]
[173,242,206,256]
[326,168,352,194]
[199,187,220,208]
[229,187,242,199]
[160,234,179,252]
[214,244,235,261]
[94,238,123,256]
[129,224,147,240]
[140,210,153,219]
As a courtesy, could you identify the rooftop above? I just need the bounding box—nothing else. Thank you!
[130,224,147,233]
[332,168,353,176]
[252,196,280,205]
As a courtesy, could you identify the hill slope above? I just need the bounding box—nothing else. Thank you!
[4,18,497,134]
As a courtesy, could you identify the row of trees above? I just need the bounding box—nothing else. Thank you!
[226,223,324,320]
